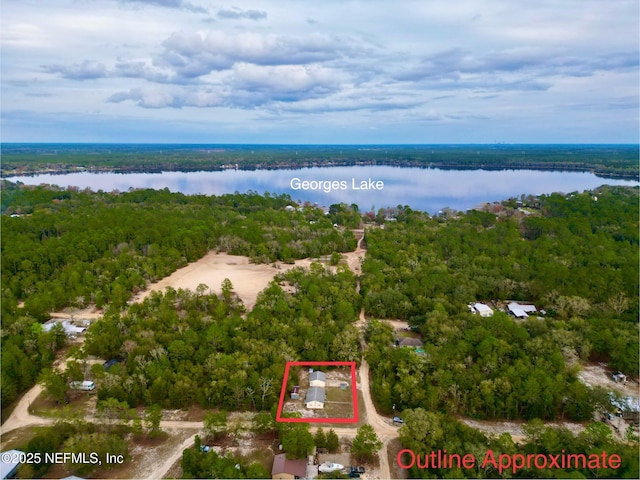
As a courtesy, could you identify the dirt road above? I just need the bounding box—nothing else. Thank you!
[358,360,399,479]
[1,384,53,434]
[141,431,200,480]
[1,347,83,435]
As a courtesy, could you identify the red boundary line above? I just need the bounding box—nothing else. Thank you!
[276,361,358,423]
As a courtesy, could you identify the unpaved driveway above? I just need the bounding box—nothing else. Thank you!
[1,384,53,435]
[139,430,200,480]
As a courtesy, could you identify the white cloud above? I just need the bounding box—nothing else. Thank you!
[1,0,638,142]
[216,7,267,21]
[42,60,109,80]
[155,30,354,77]
[1,23,50,48]
[117,0,207,13]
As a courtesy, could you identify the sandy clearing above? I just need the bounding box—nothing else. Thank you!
[578,363,639,398]
[131,251,314,311]
[49,306,104,320]
[460,418,586,443]
[131,228,367,311]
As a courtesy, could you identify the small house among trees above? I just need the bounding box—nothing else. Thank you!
[309,371,327,388]
[271,453,307,479]
[305,387,325,409]
[470,302,494,317]
[507,302,537,319]
[395,337,424,348]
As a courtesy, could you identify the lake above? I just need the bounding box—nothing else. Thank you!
[5,166,638,214]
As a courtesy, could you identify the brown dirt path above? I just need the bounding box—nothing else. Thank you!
[0,384,53,434]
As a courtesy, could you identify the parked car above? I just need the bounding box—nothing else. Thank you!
[348,472,360,478]
[350,466,365,474]
[200,445,210,453]
[393,416,404,424]
[319,462,344,473]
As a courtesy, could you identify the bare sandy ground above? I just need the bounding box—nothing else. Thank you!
[49,307,103,320]
[460,418,587,443]
[131,252,313,311]
[578,363,639,398]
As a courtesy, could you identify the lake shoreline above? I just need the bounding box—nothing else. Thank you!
[3,165,638,215]
[3,161,638,181]
[2,144,638,180]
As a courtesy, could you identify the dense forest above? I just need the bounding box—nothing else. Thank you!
[397,410,638,478]
[2,180,638,479]
[362,186,638,420]
[82,265,360,409]
[2,144,638,179]
[1,182,356,406]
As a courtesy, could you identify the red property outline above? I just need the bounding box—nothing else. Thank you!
[276,361,358,423]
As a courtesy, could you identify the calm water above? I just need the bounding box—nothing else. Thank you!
[5,166,638,213]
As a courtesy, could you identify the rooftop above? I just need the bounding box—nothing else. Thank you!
[306,387,326,403]
[272,453,307,478]
[309,371,327,382]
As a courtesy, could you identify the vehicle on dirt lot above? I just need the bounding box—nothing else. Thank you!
[69,381,95,391]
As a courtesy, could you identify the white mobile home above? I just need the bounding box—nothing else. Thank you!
[309,371,327,388]
[305,387,325,409]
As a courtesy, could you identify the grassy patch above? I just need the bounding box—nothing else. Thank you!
[240,442,275,472]
[355,390,367,427]
[31,390,95,420]
[325,387,353,403]
[0,426,44,451]
[322,386,356,419]
[386,437,408,480]
[324,402,354,419]
[395,330,421,339]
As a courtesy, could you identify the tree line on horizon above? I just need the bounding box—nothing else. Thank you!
[2,144,638,179]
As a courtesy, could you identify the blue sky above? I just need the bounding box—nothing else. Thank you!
[2,0,638,143]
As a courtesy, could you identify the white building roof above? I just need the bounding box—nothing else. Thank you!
[42,320,86,335]
[509,308,528,318]
[1,450,23,479]
[507,303,537,318]
[473,303,493,316]
[309,371,326,383]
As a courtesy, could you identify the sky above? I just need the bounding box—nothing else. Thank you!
[1,0,638,144]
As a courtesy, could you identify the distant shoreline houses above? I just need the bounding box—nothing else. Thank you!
[507,302,538,319]
[468,301,542,320]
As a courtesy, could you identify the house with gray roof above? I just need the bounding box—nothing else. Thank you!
[305,387,326,409]
[309,371,327,388]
